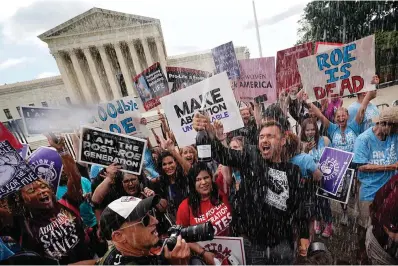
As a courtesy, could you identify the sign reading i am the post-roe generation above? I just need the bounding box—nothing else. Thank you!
[78,126,147,175]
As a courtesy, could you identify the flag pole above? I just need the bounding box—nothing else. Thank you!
[252,0,263,57]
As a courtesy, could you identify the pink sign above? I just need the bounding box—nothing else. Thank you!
[231,57,276,103]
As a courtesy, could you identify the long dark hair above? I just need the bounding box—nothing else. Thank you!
[187,163,221,217]
[157,151,184,186]
[113,172,147,197]
[300,118,320,149]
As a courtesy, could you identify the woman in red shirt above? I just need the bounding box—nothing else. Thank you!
[176,163,232,264]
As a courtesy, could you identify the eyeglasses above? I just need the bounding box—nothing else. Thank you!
[119,209,155,230]
[122,178,138,185]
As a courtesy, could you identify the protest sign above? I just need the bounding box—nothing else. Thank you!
[18,144,29,160]
[78,126,147,175]
[276,42,313,94]
[27,147,63,193]
[0,141,38,199]
[0,122,23,149]
[297,35,376,102]
[316,168,354,204]
[212,41,240,79]
[166,66,211,93]
[198,236,246,265]
[87,96,149,138]
[160,72,244,147]
[133,62,169,111]
[232,57,277,102]
[318,147,354,195]
[315,42,343,54]
[21,106,77,135]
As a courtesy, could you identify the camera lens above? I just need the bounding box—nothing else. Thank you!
[180,221,215,242]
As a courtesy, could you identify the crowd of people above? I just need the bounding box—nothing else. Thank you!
[0,77,397,265]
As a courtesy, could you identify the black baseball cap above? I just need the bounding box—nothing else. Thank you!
[100,195,160,240]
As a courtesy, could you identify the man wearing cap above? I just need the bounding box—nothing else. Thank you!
[95,195,190,265]
[366,172,398,264]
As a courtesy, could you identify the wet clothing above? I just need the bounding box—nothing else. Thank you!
[353,128,398,201]
[227,117,257,145]
[176,191,232,236]
[7,195,90,265]
[209,138,308,248]
[327,120,361,152]
[348,101,380,133]
[96,245,166,265]
[290,153,318,178]
[308,136,327,163]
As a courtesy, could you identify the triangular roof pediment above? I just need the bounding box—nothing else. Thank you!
[39,7,158,40]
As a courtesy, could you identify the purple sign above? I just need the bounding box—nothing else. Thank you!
[319,147,354,195]
[27,147,63,193]
[17,144,29,160]
[211,41,241,80]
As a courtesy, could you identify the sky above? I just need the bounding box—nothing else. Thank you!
[0,0,309,85]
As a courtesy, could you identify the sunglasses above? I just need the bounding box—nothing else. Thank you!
[120,209,155,229]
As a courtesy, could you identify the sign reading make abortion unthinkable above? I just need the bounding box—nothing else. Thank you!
[317,168,354,204]
[166,66,211,93]
[212,41,241,80]
[133,62,169,111]
[0,141,38,199]
[231,57,277,103]
[78,126,147,175]
[160,72,244,147]
[27,147,63,193]
[87,96,149,138]
[318,147,354,195]
[297,35,376,102]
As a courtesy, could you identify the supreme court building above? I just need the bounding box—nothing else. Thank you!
[0,7,249,148]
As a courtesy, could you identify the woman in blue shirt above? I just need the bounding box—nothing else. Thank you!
[300,118,333,238]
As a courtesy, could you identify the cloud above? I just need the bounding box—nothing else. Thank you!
[36,71,59,79]
[0,57,33,70]
[1,0,90,46]
[245,2,307,29]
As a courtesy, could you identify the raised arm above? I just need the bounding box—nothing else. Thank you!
[308,102,330,129]
[355,90,377,125]
[160,134,191,176]
[91,163,121,204]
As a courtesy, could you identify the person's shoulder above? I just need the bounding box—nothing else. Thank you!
[358,127,374,140]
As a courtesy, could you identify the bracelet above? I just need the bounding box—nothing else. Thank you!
[199,249,206,257]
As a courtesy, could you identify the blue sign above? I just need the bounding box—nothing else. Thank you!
[212,41,241,79]
[319,147,354,195]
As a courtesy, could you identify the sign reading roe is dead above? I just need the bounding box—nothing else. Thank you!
[297,35,376,102]
[79,126,147,175]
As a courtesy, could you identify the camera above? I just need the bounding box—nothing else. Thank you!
[165,221,215,250]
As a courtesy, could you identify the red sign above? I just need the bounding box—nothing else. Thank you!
[276,42,313,94]
[0,122,22,150]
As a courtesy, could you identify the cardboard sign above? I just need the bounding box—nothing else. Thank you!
[87,96,149,138]
[318,147,354,195]
[18,144,29,160]
[160,72,244,147]
[315,42,343,54]
[133,62,169,111]
[276,42,313,93]
[78,126,147,175]
[0,141,38,199]
[232,57,277,102]
[0,122,23,150]
[21,106,78,135]
[166,66,211,93]
[212,41,241,80]
[198,236,246,265]
[316,168,354,204]
[27,147,63,193]
[298,35,376,102]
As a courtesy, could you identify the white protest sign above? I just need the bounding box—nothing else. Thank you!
[160,72,244,147]
[297,35,376,102]
[197,236,246,265]
[87,96,149,138]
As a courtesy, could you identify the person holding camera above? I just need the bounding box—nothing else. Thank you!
[176,163,232,265]
[95,195,190,265]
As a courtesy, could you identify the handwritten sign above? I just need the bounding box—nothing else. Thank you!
[212,41,240,79]
[298,35,375,102]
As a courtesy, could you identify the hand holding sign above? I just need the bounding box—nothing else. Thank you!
[45,134,65,152]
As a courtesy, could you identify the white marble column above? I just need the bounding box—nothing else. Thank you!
[155,37,167,74]
[69,49,92,103]
[114,42,135,95]
[83,48,108,102]
[97,45,121,99]
[142,38,154,68]
[53,52,79,103]
[127,41,142,76]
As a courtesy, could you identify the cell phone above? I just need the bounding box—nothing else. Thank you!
[48,132,60,144]
[254,94,268,104]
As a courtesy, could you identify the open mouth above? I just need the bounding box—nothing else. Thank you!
[39,195,51,204]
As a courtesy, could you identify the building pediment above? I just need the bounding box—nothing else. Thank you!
[38,7,158,41]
